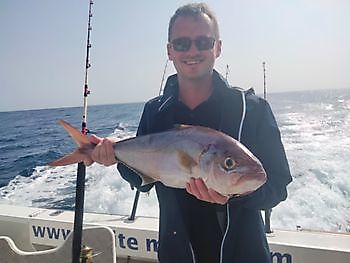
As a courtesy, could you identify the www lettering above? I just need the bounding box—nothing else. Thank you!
[270,252,292,263]
[32,225,71,240]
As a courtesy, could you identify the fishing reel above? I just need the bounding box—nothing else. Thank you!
[80,245,102,263]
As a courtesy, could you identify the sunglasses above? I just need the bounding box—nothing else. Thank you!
[170,36,216,52]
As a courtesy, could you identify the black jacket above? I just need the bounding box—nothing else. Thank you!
[117,70,292,263]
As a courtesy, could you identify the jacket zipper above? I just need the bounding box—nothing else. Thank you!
[220,90,246,262]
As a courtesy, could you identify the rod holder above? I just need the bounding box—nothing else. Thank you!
[264,208,273,233]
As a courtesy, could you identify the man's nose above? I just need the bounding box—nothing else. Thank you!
[186,41,201,54]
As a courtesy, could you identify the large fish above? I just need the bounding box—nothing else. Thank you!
[50,120,267,197]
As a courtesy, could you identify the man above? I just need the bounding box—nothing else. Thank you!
[86,3,292,263]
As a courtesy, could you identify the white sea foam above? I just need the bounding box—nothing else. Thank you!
[0,162,159,217]
[84,163,159,217]
[272,106,350,232]
[0,165,76,207]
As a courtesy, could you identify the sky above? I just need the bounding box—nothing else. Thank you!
[0,0,349,112]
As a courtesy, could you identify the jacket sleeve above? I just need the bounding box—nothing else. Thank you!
[116,102,155,192]
[230,99,292,210]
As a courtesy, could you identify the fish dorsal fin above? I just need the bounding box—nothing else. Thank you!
[173,124,193,130]
[177,150,198,174]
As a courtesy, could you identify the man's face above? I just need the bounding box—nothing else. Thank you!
[167,14,222,82]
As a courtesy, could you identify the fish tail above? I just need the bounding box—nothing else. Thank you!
[58,119,91,147]
[49,150,86,166]
[49,119,93,166]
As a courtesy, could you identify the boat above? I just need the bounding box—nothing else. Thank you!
[1,1,349,261]
[1,203,349,262]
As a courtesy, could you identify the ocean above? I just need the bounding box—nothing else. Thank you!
[0,88,349,233]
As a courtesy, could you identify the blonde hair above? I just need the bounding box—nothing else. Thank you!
[168,3,220,41]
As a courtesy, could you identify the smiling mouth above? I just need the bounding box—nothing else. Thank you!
[183,59,203,65]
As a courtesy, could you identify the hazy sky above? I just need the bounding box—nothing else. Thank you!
[1,0,349,112]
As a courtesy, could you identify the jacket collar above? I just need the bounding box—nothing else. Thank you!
[158,69,230,112]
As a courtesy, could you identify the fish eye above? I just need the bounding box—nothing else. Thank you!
[224,158,235,170]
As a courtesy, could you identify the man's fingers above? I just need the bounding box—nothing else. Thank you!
[186,178,228,204]
[83,157,94,167]
[185,181,192,194]
[193,178,212,202]
[186,178,204,200]
[208,188,229,205]
[103,138,117,165]
[187,178,213,203]
[186,178,198,196]
[91,138,117,166]
[89,134,102,144]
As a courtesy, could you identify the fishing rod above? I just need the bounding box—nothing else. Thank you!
[261,61,272,233]
[263,61,266,100]
[225,64,230,81]
[158,59,169,96]
[72,1,94,262]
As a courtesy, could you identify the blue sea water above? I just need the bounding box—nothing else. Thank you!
[0,88,349,232]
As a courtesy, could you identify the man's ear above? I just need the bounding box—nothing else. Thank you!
[167,43,173,61]
[215,40,222,58]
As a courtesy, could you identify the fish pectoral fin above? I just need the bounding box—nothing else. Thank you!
[177,150,198,174]
[173,124,193,130]
[49,150,85,166]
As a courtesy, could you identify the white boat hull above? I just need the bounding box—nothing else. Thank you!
[0,204,349,263]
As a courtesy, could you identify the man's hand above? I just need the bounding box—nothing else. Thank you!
[186,177,229,205]
[84,135,117,167]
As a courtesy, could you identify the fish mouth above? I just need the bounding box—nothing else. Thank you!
[233,173,267,195]
[219,168,266,196]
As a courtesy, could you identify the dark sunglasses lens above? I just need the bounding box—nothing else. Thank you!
[195,36,215,51]
[171,36,215,52]
[172,37,192,51]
